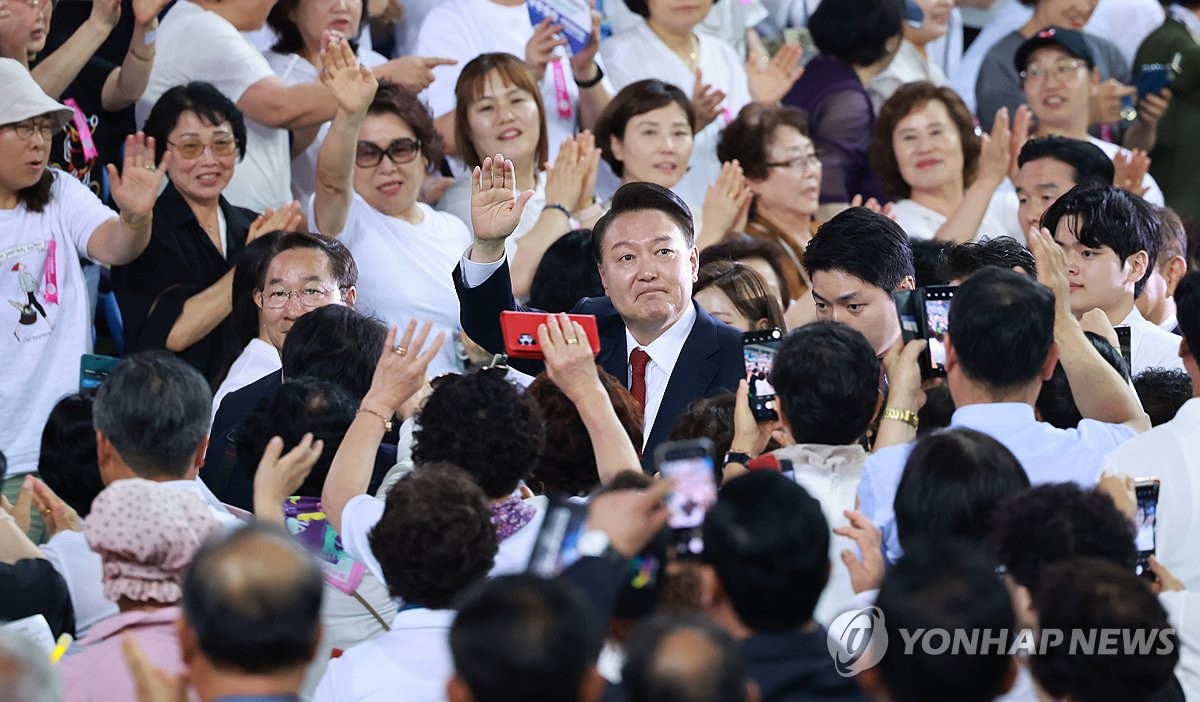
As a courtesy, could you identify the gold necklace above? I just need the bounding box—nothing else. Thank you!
[648,22,699,73]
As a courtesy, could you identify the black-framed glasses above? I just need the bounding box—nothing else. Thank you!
[5,119,61,141]
[764,152,821,173]
[355,138,421,168]
[168,136,238,160]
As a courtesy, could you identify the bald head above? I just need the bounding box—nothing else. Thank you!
[623,614,750,702]
[181,523,323,674]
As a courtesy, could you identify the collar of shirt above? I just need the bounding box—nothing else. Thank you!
[1120,305,1151,328]
[950,402,1037,429]
[625,303,698,440]
[1170,4,1200,42]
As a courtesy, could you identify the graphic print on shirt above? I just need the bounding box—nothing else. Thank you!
[3,240,59,342]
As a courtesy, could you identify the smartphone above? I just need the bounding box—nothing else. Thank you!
[900,0,923,28]
[742,328,784,422]
[1134,478,1160,578]
[79,353,119,391]
[655,438,718,560]
[1114,325,1133,376]
[526,499,590,578]
[499,311,601,360]
[922,286,955,378]
[1135,64,1172,102]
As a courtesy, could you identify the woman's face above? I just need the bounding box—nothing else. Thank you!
[0,0,50,62]
[465,71,542,167]
[293,0,362,53]
[1033,0,1098,31]
[891,99,965,196]
[644,0,714,34]
[0,113,57,201]
[164,111,238,206]
[694,285,765,331]
[906,0,953,45]
[353,112,428,219]
[749,125,821,220]
[611,102,693,189]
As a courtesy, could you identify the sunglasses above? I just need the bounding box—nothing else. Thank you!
[355,138,422,168]
[168,136,238,160]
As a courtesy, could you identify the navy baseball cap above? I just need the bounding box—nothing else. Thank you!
[1014,26,1096,74]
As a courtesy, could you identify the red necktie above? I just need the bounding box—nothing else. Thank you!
[629,348,651,414]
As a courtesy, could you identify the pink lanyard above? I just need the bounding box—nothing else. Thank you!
[551,59,573,120]
[63,98,99,162]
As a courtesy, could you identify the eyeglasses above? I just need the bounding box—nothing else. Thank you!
[355,138,421,168]
[4,119,61,141]
[1020,60,1087,82]
[258,287,339,309]
[167,136,238,160]
[764,153,821,173]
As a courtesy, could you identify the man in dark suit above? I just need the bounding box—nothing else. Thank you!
[455,162,744,470]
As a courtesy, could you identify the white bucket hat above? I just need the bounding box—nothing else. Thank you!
[0,58,73,127]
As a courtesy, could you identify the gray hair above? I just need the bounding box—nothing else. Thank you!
[0,630,59,702]
[93,351,212,479]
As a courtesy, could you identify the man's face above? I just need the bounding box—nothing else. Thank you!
[1053,215,1144,319]
[1015,157,1077,233]
[811,269,906,355]
[1022,46,1095,134]
[254,248,354,350]
[597,209,698,336]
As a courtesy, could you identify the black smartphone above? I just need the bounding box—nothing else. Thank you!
[742,328,784,422]
[1134,478,1160,578]
[1115,325,1133,375]
[80,353,119,391]
[922,286,956,378]
[655,438,718,560]
[1135,64,1172,102]
[526,499,590,578]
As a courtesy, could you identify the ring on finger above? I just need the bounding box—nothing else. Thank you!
[565,337,579,345]
[395,346,408,356]
[144,164,156,171]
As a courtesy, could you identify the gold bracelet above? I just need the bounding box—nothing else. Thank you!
[120,211,151,228]
[356,406,394,432]
[881,407,919,430]
[131,49,154,62]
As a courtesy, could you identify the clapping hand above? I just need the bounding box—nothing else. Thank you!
[469,154,535,261]
[248,201,303,242]
[362,321,446,415]
[745,31,804,105]
[320,37,378,116]
[569,9,604,83]
[977,107,1012,186]
[108,133,168,226]
[700,160,751,246]
[526,18,568,77]
[692,70,727,131]
[131,0,170,27]
[1113,148,1151,196]
[833,510,886,593]
[29,477,81,536]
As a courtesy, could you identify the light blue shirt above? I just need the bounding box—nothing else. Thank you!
[860,403,1137,562]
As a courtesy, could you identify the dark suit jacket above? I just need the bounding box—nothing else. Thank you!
[741,628,870,702]
[454,260,744,470]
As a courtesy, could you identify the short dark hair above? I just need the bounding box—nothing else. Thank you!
[255,231,358,293]
[894,429,1030,551]
[143,82,248,163]
[808,0,902,66]
[940,237,1038,282]
[621,0,720,18]
[93,351,211,479]
[911,239,951,288]
[948,267,1055,394]
[1133,368,1192,427]
[234,377,358,498]
[229,231,285,354]
[695,260,787,331]
[413,370,546,498]
[592,182,695,264]
[38,393,103,518]
[367,80,444,174]
[875,539,1015,702]
[527,229,605,313]
[267,0,368,54]
[622,614,748,702]
[772,321,879,445]
[450,575,595,702]
[871,83,981,201]
[279,305,387,401]
[699,234,793,304]
[525,368,642,496]
[454,53,548,171]
[182,523,323,674]
[1030,558,1180,702]
[1042,184,1160,297]
[668,393,736,461]
[1017,135,1115,188]
[702,472,829,631]
[1036,331,1129,429]
[717,103,809,182]
[1175,271,1200,359]
[370,464,497,607]
[990,483,1137,592]
[596,79,696,178]
[803,207,915,291]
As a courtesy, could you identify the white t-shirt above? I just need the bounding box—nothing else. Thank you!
[1119,307,1185,376]
[600,21,752,208]
[210,338,281,427]
[310,196,471,377]
[0,170,114,477]
[891,190,1024,243]
[264,48,389,204]
[415,0,614,168]
[138,1,292,212]
[868,39,949,113]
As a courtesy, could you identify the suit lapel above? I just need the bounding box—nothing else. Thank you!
[644,303,722,451]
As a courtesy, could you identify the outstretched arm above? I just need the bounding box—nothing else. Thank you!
[313,39,378,237]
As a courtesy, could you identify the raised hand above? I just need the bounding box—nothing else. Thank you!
[123,637,190,702]
[1113,148,1151,196]
[375,55,457,93]
[131,0,170,27]
[1027,224,1072,314]
[253,433,324,522]
[692,70,727,131]
[586,479,672,558]
[572,131,601,213]
[248,201,303,242]
[89,0,122,33]
[700,160,751,246]
[526,18,568,77]
[469,154,535,261]
[1008,104,1032,181]
[320,37,378,116]
[544,136,587,215]
[849,194,896,220]
[977,107,1011,185]
[539,312,602,404]
[569,10,603,83]
[29,477,81,536]
[746,33,804,105]
[833,510,885,593]
[362,321,446,415]
[108,133,168,224]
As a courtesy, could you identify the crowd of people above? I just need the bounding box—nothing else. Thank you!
[2,0,1200,700]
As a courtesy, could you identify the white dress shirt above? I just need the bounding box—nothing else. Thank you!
[1118,306,1185,375]
[626,303,697,448]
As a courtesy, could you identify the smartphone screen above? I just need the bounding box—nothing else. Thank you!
[1134,479,1159,576]
[743,328,784,421]
[526,500,590,578]
[80,353,120,392]
[655,439,718,559]
[922,286,955,376]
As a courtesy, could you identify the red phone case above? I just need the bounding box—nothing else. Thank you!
[499,311,602,359]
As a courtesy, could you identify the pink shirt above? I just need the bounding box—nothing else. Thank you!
[60,606,185,702]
